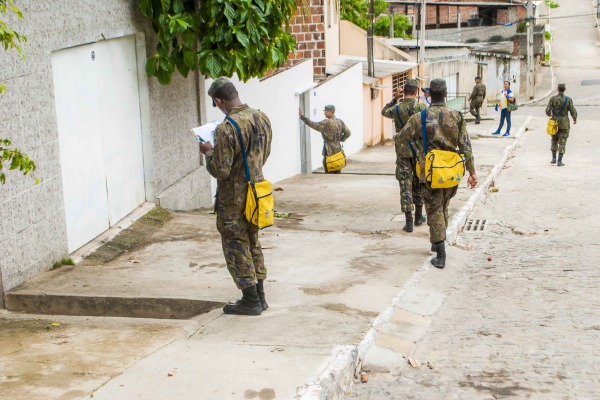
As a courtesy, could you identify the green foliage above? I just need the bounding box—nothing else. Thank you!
[139,0,297,83]
[52,258,75,270]
[373,14,412,38]
[1,0,37,185]
[544,31,552,41]
[545,0,559,9]
[516,21,526,34]
[340,0,387,31]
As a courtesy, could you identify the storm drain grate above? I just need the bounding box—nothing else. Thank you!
[465,219,487,232]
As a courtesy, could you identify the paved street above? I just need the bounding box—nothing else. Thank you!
[349,0,600,398]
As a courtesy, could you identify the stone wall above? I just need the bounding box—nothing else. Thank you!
[0,0,211,299]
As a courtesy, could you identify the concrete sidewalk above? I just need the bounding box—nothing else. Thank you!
[0,112,533,400]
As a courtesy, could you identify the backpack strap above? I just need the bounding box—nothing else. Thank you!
[394,105,404,129]
[420,109,428,153]
[557,96,568,118]
[225,116,251,183]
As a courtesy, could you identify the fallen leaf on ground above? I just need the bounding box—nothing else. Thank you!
[128,259,140,263]
[427,361,435,369]
[167,371,175,377]
[408,358,421,368]
[50,322,61,327]
[491,187,499,193]
[270,347,284,352]
[360,372,369,383]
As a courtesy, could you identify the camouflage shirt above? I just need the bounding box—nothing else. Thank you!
[397,102,476,179]
[383,98,427,165]
[545,93,577,130]
[469,83,486,107]
[205,104,272,219]
[300,115,351,156]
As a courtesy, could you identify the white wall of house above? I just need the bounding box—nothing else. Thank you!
[305,63,364,170]
[324,0,341,67]
[471,55,521,102]
[205,61,315,184]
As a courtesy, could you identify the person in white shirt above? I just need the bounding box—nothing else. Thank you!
[491,81,516,137]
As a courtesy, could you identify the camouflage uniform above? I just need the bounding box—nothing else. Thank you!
[205,104,272,289]
[398,102,476,244]
[545,92,577,154]
[468,81,486,122]
[383,96,427,212]
[300,111,351,173]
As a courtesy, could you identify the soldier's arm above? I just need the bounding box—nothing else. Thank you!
[457,115,476,174]
[568,99,577,123]
[260,112,273,161]
[545,98,554,117]
[300,115,327,133]
[341,121,351,142]
[206,124,236,180]
[381,98,397,118]
[396,117,419,159]
[469,86,477,100]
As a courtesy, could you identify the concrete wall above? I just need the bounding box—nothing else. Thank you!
[205,61,314,183]
[305,63,364,171]
[324,0,341,67]
[340,20,413,61]
[471,54,522,102]
[0,1,211,296]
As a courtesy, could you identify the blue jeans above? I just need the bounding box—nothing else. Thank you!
[495,109,511,133]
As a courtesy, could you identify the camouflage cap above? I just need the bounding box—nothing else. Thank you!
[558,83,566,90]
[429,78,447,93]
[324,104,336,112]
[405,78,420,87]
[208,77,234,98]
[475,76,482,80]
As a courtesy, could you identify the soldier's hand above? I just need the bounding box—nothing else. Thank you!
[467,173,478,189]
[199,141,213,154]
[573,119,577,125]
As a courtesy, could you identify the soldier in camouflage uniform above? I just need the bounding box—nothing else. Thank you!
[545,83,577,166]
[468,76,486,124]
[397,79,478,269]
[199,77,272,316]
[383,78,428,232]
[299,105,351,173]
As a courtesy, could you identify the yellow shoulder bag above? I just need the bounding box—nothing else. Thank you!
[417,110,466,189]
[547,96,568,136]
[226,117,274,229]
[325,150,346,172]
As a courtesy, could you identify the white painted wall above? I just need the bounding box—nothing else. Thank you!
[305,63,364,170]
[205,61,314,185]
[324,0,341,66]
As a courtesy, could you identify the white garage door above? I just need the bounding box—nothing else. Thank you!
[52,36,145,253]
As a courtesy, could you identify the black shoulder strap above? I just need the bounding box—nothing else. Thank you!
[421,109,428,153]
[394,105,403,129]
[557,96,568,118]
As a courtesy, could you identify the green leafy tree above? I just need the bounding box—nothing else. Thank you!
[374,14,412,38]
[340,0,387,31]
[139,0,300,84]
[1,0,37,185]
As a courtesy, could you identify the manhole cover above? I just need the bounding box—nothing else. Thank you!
[581,79,600,86]
[464,219,487,232]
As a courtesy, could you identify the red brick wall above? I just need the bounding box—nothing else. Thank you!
[283,0,327,77]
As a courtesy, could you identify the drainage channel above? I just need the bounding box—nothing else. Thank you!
[464,218,487,232]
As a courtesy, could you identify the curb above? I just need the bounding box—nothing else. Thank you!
[296,116,534,400]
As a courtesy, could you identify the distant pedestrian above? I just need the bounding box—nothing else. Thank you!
[199,77,272,315]
[382,78,428,232]
[397,79,478,269]
[468,76,486,124]
[299,105,351,173]
[491,81,516,137]
[420,87,431,106]
[545,83,577,166]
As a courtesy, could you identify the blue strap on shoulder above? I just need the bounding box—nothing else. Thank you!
[420,109,427,153]
[394,105,404,129]
[557,96,568,118]
[225,116,251,183]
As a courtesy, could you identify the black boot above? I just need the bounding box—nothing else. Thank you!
[551,151,557,164]
[403,212,413,232]
[223,285,262,315]
[256,279,268,310]
[430,242,446,269]
[414,206,426,226]
[475,115,481,124]
[557,153,564,167]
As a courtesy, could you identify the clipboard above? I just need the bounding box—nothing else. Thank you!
[190,120,219,144]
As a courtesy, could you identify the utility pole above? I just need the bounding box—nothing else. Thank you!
[526,0,534,99]
[419,0,426,63]
[367,0,375,77]
[389,4,394,38]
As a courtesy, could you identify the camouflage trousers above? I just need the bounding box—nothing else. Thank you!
[216,216,266,289]
[551,129,570,154]
[469,105,481,119]
[422,184,458,243]
[396,158,423,213]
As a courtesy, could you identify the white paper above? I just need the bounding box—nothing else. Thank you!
[190,120,219,144]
